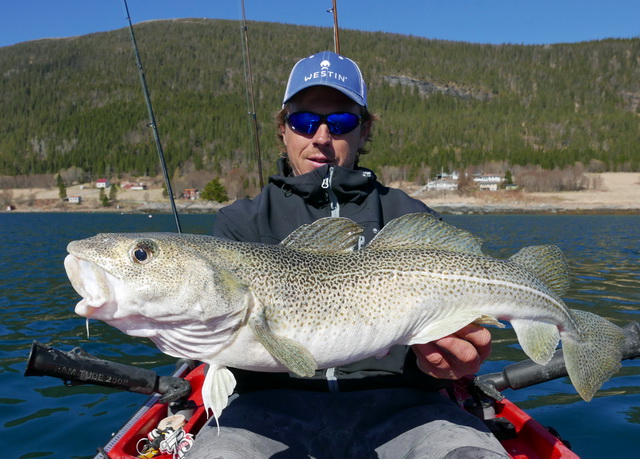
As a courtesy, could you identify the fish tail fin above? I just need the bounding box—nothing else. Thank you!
[563,309,625,401]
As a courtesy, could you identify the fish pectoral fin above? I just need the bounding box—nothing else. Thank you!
[249,314,318,377]
[202,364,237,434]
[408,310,490,345]
[510,319,560,365]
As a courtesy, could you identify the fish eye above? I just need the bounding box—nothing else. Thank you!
[133,248,149,262]
[130,242,155,264]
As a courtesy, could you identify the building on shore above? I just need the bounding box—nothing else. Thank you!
[473,174,504,191]
[183,188,199,200]
[96,178,110,189]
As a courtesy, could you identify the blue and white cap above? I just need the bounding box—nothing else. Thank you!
[282,51,367,107]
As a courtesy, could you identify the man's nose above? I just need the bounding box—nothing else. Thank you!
[312,122,332,144]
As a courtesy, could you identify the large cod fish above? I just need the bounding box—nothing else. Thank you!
[64,213,625,423]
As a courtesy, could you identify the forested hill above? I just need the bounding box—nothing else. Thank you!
[1,18,639,180]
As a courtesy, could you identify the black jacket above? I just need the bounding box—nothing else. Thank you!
[214,160,446,392]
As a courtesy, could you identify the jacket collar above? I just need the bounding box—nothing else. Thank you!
[269,158,376,206]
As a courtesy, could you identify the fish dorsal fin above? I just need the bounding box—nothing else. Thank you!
[366,212,484,255]
[509,245,571,296]
[281,217,363,253]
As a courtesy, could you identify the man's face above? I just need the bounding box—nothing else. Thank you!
[281,86,370,176]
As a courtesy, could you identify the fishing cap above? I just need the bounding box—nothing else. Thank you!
[282,51,367,107]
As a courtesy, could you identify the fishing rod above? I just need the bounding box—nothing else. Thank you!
[239,0,265,189]
[328,0,341,54]
[121,0,182,233]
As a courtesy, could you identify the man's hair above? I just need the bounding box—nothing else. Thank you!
[275,105,376,163]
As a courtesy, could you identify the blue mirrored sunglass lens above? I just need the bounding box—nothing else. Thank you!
[326,113,360,134]
[288,112,321,134]
[287,112,360,135]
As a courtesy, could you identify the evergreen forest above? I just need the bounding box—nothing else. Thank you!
[1,19,639,186]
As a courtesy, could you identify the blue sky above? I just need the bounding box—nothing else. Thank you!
[1,0,638,48]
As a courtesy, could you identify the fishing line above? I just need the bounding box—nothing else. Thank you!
[239,0,264,188]
[121,0,182,233]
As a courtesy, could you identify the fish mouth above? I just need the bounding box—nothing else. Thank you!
[64,254,158,338]
[64,254,117,319]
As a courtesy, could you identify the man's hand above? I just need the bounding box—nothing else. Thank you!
[412,324,492,380]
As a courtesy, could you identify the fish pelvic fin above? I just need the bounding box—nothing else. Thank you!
[202,364,237,434]
[563,309,625,401]
[365,212,484,255]
[474,314,505,328]
[281,217,363,252]
[511,319,561,365]
[249,313,318,377]
[409,310,496,345]
[509,246,571,296]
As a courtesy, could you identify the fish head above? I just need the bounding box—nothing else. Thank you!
[64,233,248,339]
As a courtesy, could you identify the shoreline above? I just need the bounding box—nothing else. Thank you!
[4,201,638,216]
[2,172,639,216]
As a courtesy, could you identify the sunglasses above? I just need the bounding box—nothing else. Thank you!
[285,111,362,135]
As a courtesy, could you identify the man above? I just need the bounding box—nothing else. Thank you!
[189,51,507,458]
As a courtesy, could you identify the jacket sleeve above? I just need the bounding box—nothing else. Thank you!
[213,200,261,242]
[379,187,442,223]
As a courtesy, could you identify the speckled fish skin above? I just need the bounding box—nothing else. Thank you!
[64,212,625,421]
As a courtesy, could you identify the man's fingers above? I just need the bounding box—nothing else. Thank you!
[450,324,493,361]
[412,325,493,380]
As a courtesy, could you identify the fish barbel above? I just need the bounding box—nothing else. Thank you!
[64,213,625,423]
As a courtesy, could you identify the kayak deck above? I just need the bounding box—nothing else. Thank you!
[98,364,577,459]
[454,381,576,459]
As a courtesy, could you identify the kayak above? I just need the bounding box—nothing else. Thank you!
[95,362,578,459]
[30,321,639,458]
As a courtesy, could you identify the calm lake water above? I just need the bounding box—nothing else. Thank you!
[1,212,639,458]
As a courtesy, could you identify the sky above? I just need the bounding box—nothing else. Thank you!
[1,0,639,49]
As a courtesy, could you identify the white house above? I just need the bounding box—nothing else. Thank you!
[474,174,504,191]
[426,177,459,191]
[435,171,460,181]
[96,178,110,188]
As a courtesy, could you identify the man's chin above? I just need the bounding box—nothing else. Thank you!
[305,160,335,172]
[290,159,337,176]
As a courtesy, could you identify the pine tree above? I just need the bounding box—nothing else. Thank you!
[201,178,229,202]
[99,188,110,207]
[57,174,67,199]
[109,184,118,202]
[504,170,514,185]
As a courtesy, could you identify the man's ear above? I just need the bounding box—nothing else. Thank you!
[280,124,288,147]
[358,121,372,149]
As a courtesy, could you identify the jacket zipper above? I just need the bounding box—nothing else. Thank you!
[322,167,340,391]
[321,167,340,218]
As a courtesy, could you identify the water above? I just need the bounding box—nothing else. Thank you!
[1,212,638,458]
